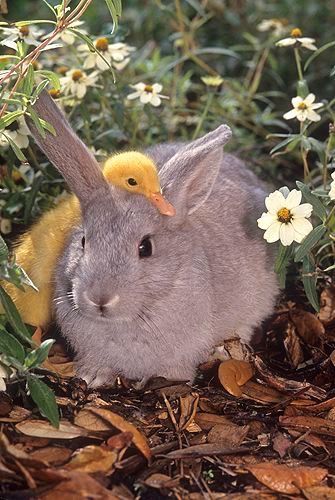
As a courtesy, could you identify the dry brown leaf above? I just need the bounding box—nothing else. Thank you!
[106,431,133,451]
[242,381,286,404]
[303,397,335,413]
[247,462,328,494]
[16,420,87,439]
[303,485,335,499]
[31,326,43,345]
[290,309,325,345]
[272,432,291,458]
[279,415,335,437]
[194,412,232,431]
[75,406,151,460]
[66,445,118,474]
[207,422,249,448]
[218,359,254,397]
[43,359,76,378]
[143,473,180,489]
[283,322,304,367]
[30,446,72,466]
[0,433,48,468]
[39,470,117,499]
[318,287,335,325]
[178,392,199,431]
[166,443,249,458]
[0,406,31,423]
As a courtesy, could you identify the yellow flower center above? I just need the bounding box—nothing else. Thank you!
[19,25,30,37]
[95,37,109,52]
[291,28,302,38]
[49,88,61,98]
[298,102,308,110]
[72,69,84,82]
[277,207,292,223]
[144,85,154,93]
[57,65,69,75]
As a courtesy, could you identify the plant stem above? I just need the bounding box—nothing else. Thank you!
[192,92,213,140]
[294,48,304,81]
[300,122,310,182]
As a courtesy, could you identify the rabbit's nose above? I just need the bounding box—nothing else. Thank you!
[84,291,120,311]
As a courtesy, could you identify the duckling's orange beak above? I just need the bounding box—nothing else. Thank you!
[149,192,176,216]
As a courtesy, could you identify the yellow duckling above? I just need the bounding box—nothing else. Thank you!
[3,152,175,328]
[104,151,175,216]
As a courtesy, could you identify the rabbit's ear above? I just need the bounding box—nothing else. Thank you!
[159,124,232,216]
[27,91,108,202]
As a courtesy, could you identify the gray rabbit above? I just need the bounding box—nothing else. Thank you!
[27,91,278,387]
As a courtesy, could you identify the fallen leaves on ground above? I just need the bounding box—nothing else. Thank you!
[247,462,328,494]
[0,301,335,497]
[218,359,254,396]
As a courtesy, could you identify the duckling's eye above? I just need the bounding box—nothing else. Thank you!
[81,236,85,248]
[127,178,138,186]
[139,237,152,258]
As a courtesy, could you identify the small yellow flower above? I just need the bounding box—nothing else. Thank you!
[201,76,224,87]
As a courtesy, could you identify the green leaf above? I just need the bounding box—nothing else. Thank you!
[296,79,309,98]
[32,80,50,101]
[0,326,25,363]
[0,111,24,131]
[296,181,327,221]
[274,243,293,288]
[270,135,300,155]
[27,376,59,428]
[0,236,9,261]
[27,106,46,139]
[302,256,319,311]
[0,286,33,346]
[24,175,42,224]
[304,40,335,71]
[25,339,55,369]
[35,70,60,91]
[104,0,122,32]
[22,64,35,96]
[294,224,327,262]
[3,133,27,161]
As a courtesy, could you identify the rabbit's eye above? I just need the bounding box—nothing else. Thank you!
[81,236,85,248]
[139,237,152,258]
[127,178,138,186]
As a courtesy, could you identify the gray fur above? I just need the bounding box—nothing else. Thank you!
[30,91,278,387]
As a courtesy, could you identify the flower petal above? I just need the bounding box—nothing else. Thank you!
[285,189,302,209]
[257,212,277,230]
[140,92,152,104]
[150,95,161,107]
[127,91,141,100]
[311,102,323,109]
[291,203,313,218]
[283,109,297,120]
[265,191,286,214]
[292,96,303,108]
[280,223,295,246]
[264,221,281,243]
[152,83,163,93]
[307,110,321,122]
[276,38,295,47]
[304,93,315,105]
[291,217,313,237]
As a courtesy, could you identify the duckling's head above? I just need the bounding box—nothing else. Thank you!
[103,151,175,216]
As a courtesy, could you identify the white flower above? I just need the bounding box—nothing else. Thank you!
[0,24,45,50]
[127,83,169,107]
[0,117,30,149]
[60,69,98,99]
[0,364,7,391]
[329,172,335,200]
[257,189,313,246]
[257,19,287,37]
[51,20,86,45]
[78,39,135,72]
[276,28,317,51]
[283,94,323,122]
[0,218,12,235]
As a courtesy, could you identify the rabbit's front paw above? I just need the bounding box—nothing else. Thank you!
[77,367,117,388]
